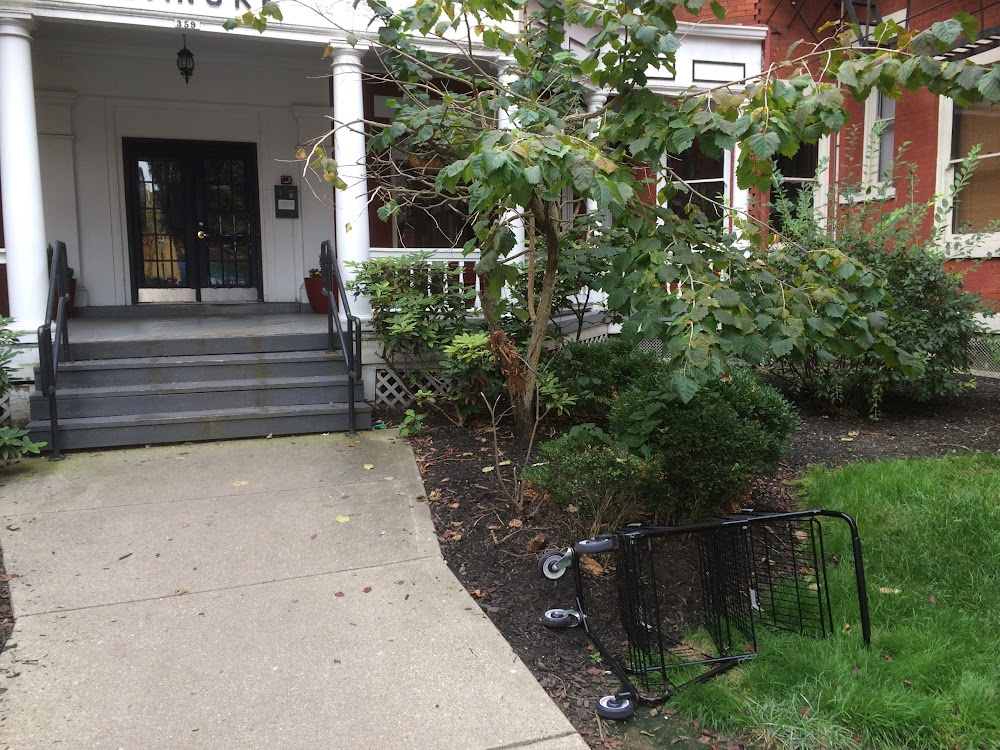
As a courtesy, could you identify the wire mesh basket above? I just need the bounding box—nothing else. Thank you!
[539,509,871,720]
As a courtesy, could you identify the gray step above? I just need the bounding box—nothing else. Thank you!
[68,332,333,360]
[29,375,363,420]
[50,350,346,387]
[27,403,373,451]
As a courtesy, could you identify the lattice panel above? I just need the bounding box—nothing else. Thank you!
[0,393,9,426]
[374,368,449,407]
[969,334,1000,378]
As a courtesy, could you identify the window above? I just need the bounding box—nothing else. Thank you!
[938,47,1000,257]
[949,100,1000,235]
[666,140,725,224]
[865,90,896,184]
[771,144,819,235]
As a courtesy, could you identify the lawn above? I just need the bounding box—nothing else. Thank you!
[668,453,1000,750]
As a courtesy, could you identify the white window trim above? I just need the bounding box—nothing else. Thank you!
[935,47,1000,259]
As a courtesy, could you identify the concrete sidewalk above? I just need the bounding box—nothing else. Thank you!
[0,433,587,750]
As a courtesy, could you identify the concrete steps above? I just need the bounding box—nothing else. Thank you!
[28,332,370,450]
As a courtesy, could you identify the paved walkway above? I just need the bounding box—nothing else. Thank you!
[0,433,587,750]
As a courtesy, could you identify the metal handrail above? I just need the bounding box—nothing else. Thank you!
[36,240,72,460]
[320,240,363,436]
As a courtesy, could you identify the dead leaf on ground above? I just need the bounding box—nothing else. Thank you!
[232,480,249,487]
[362,586,373,593]
[566,504,579,514]
[363,464,375,470]
[580,555,604,576]
[336,515,350,523]
[448,502,460,509]
[929,595,938,604]
[508,518,523,530]
[470,589,485,598]
[175,588,188,596]
[527,533,546,552]
[800,705,811,717]
[335,591,345,598]
[482,465,495,473]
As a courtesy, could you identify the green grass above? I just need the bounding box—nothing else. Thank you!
[668,453,1000,750]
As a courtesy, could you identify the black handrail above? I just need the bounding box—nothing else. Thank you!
[36,240,72,460]
[320,240,363,436]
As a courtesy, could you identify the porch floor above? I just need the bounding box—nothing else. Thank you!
[67,313,330,343]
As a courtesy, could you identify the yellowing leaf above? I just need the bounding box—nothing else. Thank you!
[482,465,495,473]
[364,464,375,470]
[594,154,617,174]
[232,480,249,487]
[498,460,512,466]
[878,586,903,595]
[336,515,350,523]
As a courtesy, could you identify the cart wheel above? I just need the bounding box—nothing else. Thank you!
[539,550,569,580]
[595,695,634,720]
[541,609,580,628]
[575,537,614,555]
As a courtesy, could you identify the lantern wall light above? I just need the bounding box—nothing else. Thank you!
[177,35,195,84]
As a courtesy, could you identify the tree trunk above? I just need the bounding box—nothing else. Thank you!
[479,197,564,438]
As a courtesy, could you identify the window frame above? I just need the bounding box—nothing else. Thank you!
[935,46,1000,259]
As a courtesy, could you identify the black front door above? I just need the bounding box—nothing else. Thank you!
[124,138,263,303]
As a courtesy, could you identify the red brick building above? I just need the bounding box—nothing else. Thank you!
[710,0,1000,307]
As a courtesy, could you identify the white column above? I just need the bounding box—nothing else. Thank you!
[0,14,48,340]
[585,89,610,216]
[497,58,525,259]
[330,43,372,319]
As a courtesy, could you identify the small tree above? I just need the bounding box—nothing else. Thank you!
[231,2,1000,435]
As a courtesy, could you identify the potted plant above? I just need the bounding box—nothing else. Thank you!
[304,268,330,314]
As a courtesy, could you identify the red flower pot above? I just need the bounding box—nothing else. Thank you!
[304,276,337,315]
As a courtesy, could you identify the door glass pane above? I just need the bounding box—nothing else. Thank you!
[203,158,254,287]
[136,158,188,287]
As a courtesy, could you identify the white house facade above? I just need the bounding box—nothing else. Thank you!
[0,0,766,354]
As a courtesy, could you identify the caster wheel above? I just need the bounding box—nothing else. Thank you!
[541,608,580,628]
[575,537,614,555]
[539,550,569,580]
[595,695,634,720]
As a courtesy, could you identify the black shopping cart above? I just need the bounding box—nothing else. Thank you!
[539,509,871,720]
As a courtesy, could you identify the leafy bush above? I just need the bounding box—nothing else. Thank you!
[1,318,45,461]
[609,369,799,520]
[551,337,663,420]
[417,331,505,426]
[768,141,988,413]
[523,425,668,535]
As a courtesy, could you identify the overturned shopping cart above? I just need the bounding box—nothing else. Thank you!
[539,509,871,720]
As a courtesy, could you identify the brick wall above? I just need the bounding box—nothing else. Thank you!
[947,259,1000,311]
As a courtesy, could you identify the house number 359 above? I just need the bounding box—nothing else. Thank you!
[176,19,200,29]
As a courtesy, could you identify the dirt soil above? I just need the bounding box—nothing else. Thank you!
[402,376,1000,749]
[0,377,997,748]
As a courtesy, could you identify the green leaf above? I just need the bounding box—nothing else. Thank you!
[710,1,726,20]
[747,131,780,160]
[978,66,1000,102]
[743,333,769,364]
[523,165,542,184]
[673,372,700,404]
[771,338,795,358]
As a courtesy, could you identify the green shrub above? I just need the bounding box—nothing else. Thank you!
[768,140,987,413]
[551,337,664,419]
[417,331,505,426]
[524,425,669,534]
[610,370,799,520]
[1,317,45,461]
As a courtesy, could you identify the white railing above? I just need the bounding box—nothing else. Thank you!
[368,246,483,308]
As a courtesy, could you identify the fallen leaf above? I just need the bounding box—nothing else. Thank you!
[336,515,350,523]
[840,436,854,442]
[450,521,463,527]
[362,586,372,593]
[175,588,189,596]
[335,591,345,598]
[396,492,407,497]
[883,653,894,662]
[902,680,912,686]
[482,465,495,473]
[232,480,249,487]
[580,555,604,576]
[848,430,859,437]
[266,433,273,439]
[448,502,460,509]
[498,460,512,466]
[566,504,579,514]
[879,587,903,595]
[586,667,604,675]
[928,595,938,604]
[470,589,485,598]
[527,533,546,552]
[800,706,811,717]
[384,476,394,481]
[310,533,318,539]
[363,464,375,470]
[451,533,463,541]
[508,518,523,529]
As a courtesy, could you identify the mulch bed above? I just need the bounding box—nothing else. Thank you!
[1,377,998,746]
[403,376,1000,748]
